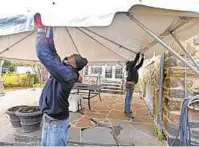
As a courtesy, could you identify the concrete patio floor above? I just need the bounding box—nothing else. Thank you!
[0,88,166,146]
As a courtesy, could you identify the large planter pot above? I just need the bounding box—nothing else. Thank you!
[16,106,42,133]
[5,105,28,128]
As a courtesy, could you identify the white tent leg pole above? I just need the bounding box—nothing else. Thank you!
[170,33,199,70]
[129,15,199,75]
[184,53,187,98]
[0,60,4,77]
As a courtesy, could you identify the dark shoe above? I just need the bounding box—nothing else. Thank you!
[124,111,132,113]
[125,112,135,119]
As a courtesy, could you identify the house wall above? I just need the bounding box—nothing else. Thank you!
[82,65,127,83]
[16,66,34,74]
[139,55,161,121]
[139,53,199,144]
[163,53,199,145]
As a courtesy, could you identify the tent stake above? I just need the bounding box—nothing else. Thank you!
[129,15,199,75]
[170,32,199,69]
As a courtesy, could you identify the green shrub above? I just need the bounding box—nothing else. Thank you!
[2,73,39,88]
[27,73,39,84]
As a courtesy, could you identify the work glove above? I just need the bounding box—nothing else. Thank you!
[34,13,45,28]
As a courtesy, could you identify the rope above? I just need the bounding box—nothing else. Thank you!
[171,95,199,146]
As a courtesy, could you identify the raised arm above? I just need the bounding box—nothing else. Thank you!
[136,54,144,69]
[47,27,61,62]
[35,14,76,83]
[130,53,140,68]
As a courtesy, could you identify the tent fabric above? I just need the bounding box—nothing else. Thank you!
[1,1,199,62]
[1,0,199,27]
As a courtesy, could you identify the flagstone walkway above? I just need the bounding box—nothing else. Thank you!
[68,94,165,146]
[0,89,166,146]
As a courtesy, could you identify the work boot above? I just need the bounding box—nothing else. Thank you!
[125,112,135,119]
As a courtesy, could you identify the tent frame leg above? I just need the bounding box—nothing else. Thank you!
[170,33,199,70]
[128,15,199,75]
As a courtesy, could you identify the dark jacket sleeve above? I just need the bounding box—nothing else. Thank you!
[47,28,61,62]
[136,56,144,69]
[35,28,76,83]
[130,53,140,68]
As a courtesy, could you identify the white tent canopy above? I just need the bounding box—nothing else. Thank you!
[1,0,199,64]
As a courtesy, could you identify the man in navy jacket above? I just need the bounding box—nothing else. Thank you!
[35,13,88,146]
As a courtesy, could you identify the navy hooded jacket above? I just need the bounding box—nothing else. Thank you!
[36,28,78,119]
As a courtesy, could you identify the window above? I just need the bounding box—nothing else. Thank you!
[115,66,123,79]
[91,66,102,75]
[105,66,112,78]
[84,66,88,75]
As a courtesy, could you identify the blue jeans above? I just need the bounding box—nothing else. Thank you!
[41,114,70,146]
[125,83,135,113]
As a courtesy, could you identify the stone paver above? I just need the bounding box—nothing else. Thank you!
[68,128,81,143]
[81,127,117,145]
[113,103,124,111]
[110,120,163,146]
[131,122,155,137]
[92,102,111,111]
[132,116,154,124]
[69,112,83,122]
[75,116,95,128]
[85,111,107,119]
[107,110,130,120]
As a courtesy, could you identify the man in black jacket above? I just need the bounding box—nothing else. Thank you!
[35,13,88,146]
[125,53,144,118]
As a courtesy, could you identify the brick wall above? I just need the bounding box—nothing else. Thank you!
[140,53,199,145]
[163,53,199,144]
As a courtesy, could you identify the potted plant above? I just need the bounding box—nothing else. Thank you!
[16,106,42,133]
[6,105,28,128]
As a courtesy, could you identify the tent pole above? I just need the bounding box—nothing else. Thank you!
[184,52,187,99]
[0,60,4,78]
[128,15,199,75]
[65,27,80,54]
[140,17,190,53]
[82,28,137,54]
[170,32,199,69]
[77,28,127,61]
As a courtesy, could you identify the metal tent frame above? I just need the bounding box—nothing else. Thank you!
[128,13,199,75]
[127,13,199,146]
